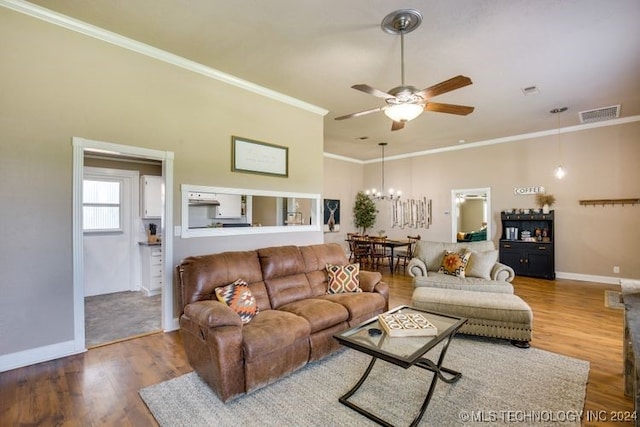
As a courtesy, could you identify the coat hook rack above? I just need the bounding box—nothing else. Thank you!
[579,198,640,207]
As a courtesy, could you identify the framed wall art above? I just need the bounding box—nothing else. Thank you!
[323,199,340,232]
[231,136,288,177]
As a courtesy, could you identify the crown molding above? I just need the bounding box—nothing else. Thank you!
[0,0,328,117]
[326,115,640,164]
[323,152,365,164]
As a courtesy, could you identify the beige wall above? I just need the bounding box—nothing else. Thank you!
[0,8,323,357]
[252,196,278,226]
[334,121,640,279]
[322,157,364,253]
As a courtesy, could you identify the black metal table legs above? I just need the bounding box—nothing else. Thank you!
[339,335,461,427]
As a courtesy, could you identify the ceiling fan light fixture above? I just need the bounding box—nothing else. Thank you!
[335,9,473,130]
[384,103,424,122]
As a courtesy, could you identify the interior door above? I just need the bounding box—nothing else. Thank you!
[83,167,138,297]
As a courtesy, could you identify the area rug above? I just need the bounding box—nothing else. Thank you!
[140,336,589,426]
[605,290,624,309]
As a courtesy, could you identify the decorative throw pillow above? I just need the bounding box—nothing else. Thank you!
[438,250,471,278]
[215,279,258,324]
[326,263,362,294]
[466,250,499,279]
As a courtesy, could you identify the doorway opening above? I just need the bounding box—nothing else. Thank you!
[83,164,162,347]
[451,187,491,243]
[72,137,174,352]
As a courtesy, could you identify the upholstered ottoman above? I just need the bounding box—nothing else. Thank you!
[412,287,533,347]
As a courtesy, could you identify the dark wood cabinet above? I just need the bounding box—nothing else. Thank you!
[499,211,555,279]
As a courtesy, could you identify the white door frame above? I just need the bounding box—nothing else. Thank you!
[72,137,175,352]
[451,187,492,243]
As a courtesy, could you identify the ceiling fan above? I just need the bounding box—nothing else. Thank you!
[335,9,475,131]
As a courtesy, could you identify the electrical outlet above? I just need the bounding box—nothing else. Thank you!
[613,266,620,274]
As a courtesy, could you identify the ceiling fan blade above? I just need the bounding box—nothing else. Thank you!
[352,84,393,99]
[425,102,475,116]
[391,120,405,131]
[335,106,385,120]
[416,75,473,100]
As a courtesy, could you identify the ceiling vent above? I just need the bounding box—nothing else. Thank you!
[579,105,620,123]
[521,85,539,96]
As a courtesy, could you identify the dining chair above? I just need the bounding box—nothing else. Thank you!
[351,235,371,268]
[346,233,359,263]
[369,236,392,271]
[394,235,421,273]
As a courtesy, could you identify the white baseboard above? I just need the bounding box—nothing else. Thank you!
[1,317,180,372]
[0,340,85,373]
[555,271,626,286]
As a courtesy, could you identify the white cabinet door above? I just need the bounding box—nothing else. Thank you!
[215,194,242,218]
[140,244,162,296]
[141,175,163,218]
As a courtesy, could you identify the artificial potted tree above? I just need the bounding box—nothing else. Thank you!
[353,191,377,235]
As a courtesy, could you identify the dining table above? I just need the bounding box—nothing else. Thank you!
[381,239,410,274]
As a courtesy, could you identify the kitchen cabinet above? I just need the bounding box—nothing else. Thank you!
[140,243,162,296]
[214,193,242,218]
[141,175,163,219]
[499,211,555,279]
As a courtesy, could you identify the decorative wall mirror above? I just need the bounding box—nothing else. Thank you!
[451,187,491,242]
[181,184,321,237]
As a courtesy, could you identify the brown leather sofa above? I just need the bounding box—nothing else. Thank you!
[177,243,389,402]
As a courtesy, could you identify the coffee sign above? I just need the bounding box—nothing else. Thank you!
[513,186,545,195]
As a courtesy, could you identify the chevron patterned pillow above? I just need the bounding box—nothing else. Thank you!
[215,279,258,324]
[326,263,362,294]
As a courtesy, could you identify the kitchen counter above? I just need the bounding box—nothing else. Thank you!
[139,241,161,246]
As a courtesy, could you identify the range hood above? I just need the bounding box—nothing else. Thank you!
[188,192,220,206]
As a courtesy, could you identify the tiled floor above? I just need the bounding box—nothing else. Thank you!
[85,290,161,347]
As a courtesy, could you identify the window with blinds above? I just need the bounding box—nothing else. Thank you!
[83,179,122,232]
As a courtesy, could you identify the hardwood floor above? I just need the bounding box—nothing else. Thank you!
[0,273,632,426]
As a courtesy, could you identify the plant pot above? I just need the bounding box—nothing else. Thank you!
[542,204,550,214]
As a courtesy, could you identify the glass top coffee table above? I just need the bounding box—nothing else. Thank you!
[333,305,467,427]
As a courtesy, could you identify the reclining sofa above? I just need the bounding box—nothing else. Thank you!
[178,243,389,402]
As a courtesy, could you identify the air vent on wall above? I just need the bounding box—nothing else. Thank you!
[579,105,620,123]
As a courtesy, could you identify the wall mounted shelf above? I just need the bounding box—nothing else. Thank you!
[579,198,640,207]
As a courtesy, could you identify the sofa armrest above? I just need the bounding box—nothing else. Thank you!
[358,270,382,293]
[407,258,428,278]
[179,299,245,402]
[491,262,515,282]
[182,300,243,328]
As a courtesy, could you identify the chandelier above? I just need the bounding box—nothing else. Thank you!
[365,142,402,200]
